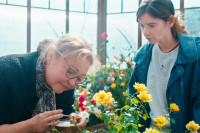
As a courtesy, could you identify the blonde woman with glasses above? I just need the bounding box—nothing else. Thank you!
[0,34,94,133]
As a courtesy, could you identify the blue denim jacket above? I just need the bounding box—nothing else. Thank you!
[129,34,200,133]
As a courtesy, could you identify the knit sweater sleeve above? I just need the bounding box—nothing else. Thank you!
[0,52,39,125]
[0,56,27,125]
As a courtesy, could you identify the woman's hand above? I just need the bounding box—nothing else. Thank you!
[69,113,87,128]
[29,109,63,132]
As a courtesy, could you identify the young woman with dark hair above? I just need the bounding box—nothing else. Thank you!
[129,0,200,132]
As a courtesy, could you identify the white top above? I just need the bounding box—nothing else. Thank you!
[147,44,179,131]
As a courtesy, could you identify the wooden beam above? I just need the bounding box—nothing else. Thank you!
[27,0,31,53]
[66,0,69,33]
[180,0,184,21]
[97,0,107,64]
[137,0,142,49]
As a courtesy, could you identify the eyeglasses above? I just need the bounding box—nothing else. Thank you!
[56,50,86,85]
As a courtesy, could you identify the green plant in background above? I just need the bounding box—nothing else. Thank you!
[73,47,135,127]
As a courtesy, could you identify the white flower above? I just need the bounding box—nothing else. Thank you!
[79,111,90,120]
[93,107,102,118]
[104,86,109,91]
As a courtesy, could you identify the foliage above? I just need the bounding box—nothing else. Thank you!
[73,47,135,127]
[79,83,189,133]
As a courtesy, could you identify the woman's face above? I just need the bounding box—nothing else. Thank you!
[139,13,172,44]
[45,51,91,94]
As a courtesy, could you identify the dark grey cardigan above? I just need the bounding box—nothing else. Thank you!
[0,52,75,125]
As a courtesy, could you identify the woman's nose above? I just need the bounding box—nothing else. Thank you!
[68,78,77,86]
[142,28,150,36]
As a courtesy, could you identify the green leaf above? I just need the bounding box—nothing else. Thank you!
[171,118,175,124]
[120,115,125,122]
[116,125,123,132]
[104,117,110,124]
[81,130,92,133]
[124,105,131,111]
[131,98,139,105]
[142,111,148,120]
[123,92,129,96]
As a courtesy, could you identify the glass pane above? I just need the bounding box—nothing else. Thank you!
[69,0,84,12]
[85,0,97,13]
[107,0,121,13]
[8,0,27,6]
[184,8,200,36]
[69,12,97,55]
[31,8,65,52]
[50,0,65,10]
[171,0,180,9]
[141,33,148,46]
[123,0,138,12]
[185,0,200,8]
[31,0,49,8]
[0,5,27,56]
[0,0,7,4]
[107,13,138,63]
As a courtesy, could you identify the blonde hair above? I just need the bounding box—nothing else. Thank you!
[37,39,54,52]
[40,34,94,65]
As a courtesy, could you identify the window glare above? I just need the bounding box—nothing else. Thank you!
[185,0,200,8]
[69,0,84,12]
[107,0,121,13]
[0,5,26,56]
[50,0,66,10]
[31,0,48,8]
[69,12,97,55]
[107,13,138,62]
[31,9,65,52]
[85,0,97,13]
[171,0,180,9]
[0,0,200,60]
[123,0,138,12]
[0,0,6,4]
[8,0,27,6]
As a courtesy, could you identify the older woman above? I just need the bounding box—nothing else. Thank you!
[0,34,94,133]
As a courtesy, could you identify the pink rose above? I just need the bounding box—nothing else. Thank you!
[91,99,95,104]
[101,32,108,38]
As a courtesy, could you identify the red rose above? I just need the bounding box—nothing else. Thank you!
[78,102,84,108]
[79,96,85,103]
[91,99,95,104]
[81,106,86,111]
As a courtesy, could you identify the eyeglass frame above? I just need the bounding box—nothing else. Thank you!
[55,50,86,85]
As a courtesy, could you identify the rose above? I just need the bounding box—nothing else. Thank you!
[101,32,108,38]
[170,103,180,112]
[79,96,85,103]
[93,90,115,106]
[154,116,168,128]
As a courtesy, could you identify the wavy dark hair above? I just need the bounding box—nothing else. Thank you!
[136,0,186,39]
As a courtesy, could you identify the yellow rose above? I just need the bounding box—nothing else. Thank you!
[93,90,115,105]
[51,128,58,132]
[144,128,160,133]
[170,103,180,111]
[120,82,125,87]
[154,116,168,127]
[102,65,107,68]
[137,91,152,102]
[186,121,200,133]
[134,82,147,93]
[111,83,117,89]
